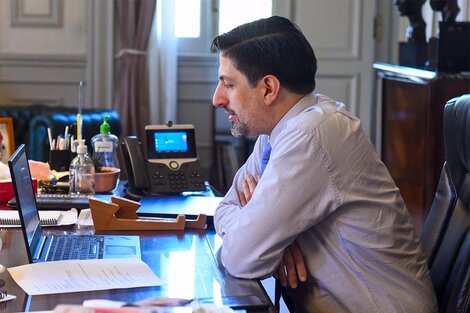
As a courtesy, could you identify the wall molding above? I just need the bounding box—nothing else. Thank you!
[0,52,86,106]
[316,73,359,115]
[11,0,62,28]
[0,53,86,67]
[292,0,362,61]
[10,96,63,106]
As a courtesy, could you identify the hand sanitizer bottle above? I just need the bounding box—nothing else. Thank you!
[91,115,119,168]
[69,139,95,194]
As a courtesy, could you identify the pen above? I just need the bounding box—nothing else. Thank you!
[70,135,75,152]
[56,136,62,150]
[64,125,70,150]
[47,128,53,150]
[77,81,84,141]
[61,136,66,150]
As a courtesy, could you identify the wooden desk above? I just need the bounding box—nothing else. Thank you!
[0,226,274,312]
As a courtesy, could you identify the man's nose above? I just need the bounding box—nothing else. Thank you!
[212,83,226,108]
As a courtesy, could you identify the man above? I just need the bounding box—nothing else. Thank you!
[212,16,437,313]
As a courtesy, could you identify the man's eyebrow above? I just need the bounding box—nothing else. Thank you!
[219,75,235,84]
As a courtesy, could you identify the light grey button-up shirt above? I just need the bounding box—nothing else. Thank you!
[214,93,438,313]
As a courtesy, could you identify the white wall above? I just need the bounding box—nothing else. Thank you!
[0,0,86,55]
[0,0,87,107]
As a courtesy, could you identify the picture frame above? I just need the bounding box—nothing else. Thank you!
[0,117,15,164]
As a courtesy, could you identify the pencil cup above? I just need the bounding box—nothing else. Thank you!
[49,150,76,172]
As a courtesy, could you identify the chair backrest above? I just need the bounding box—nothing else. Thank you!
[420,94,470,313]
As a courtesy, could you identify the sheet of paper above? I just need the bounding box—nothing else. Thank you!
[77,208,93,226]
[8,258,163,295]
[55,305,198,313]
[58,208,78,226]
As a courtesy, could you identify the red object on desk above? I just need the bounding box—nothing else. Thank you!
[0,178,37,203]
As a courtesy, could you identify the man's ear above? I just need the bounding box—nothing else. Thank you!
[261,75,281,106]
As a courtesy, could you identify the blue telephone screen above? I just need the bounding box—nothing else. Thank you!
[154,131,188,153]
[146,128,197,159]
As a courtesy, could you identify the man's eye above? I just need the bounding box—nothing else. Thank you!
[224,83,233,89]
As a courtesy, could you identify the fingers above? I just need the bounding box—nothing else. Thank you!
[273,243,308,289]
[238,191,247,207]
[282,247,299,288]
[274,262,288,287]
[241,175,258,204]
[245,175,257,193]
[290,242,307,282]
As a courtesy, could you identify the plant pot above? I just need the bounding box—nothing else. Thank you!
[94,167,120,193]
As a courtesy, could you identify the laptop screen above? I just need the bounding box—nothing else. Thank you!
[8,144,43,260]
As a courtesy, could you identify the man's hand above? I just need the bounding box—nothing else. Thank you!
[273,242,307,288]
[238,175,259,207]
[237,175,308,288]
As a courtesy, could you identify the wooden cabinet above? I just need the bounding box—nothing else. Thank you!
[374,63,470,231]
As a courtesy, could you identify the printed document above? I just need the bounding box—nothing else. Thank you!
[8,258,163,295]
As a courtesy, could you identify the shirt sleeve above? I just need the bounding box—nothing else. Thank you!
[214,126,341,279]
[214,136,266,237]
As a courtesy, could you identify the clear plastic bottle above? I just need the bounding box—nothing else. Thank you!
[69,139,95,195]
[91,115,119,168]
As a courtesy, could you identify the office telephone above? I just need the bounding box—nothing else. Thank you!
[120,124,206,196]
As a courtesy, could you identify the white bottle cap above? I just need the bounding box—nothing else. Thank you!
[77,139,88,154]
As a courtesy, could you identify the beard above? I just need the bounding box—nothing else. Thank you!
[230,120,249,137]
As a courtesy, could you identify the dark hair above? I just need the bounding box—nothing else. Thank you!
[211,16,317,94]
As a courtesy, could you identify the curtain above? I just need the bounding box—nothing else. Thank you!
[148,0,177,125]
[114,0,156,140]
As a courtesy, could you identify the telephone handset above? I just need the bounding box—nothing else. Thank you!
[120,124,206,196]
[120,136,150,193]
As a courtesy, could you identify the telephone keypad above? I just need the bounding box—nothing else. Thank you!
[147,161,205,193]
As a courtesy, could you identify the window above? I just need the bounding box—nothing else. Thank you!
[175,0,273,53]
[175,0,201,38]
[218,0,272,34]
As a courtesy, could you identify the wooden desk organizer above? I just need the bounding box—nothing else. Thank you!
[89,196,207,231]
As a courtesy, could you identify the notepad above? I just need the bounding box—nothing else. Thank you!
[0,210,61,226]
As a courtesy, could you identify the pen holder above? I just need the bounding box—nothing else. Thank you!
[49,150,76,172]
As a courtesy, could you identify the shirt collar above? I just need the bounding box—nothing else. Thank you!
[269,92,317,145]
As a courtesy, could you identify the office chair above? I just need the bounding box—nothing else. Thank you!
[420,94,470,313]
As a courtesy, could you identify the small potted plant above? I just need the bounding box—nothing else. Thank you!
[92,153,120,193]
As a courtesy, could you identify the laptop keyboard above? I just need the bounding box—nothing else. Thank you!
[47,235,105,261]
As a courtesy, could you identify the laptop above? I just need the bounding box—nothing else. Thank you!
[8,144,141,263]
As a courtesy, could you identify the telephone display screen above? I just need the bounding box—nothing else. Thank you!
[146,128,197,159]
[154,131,188,153]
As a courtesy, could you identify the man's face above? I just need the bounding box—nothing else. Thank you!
[212,55,266,137]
